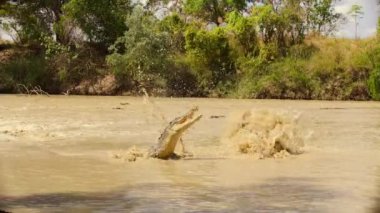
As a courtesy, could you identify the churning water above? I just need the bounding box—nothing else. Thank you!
[0,95,380,212]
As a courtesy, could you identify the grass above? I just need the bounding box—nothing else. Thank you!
[232,36,378,100]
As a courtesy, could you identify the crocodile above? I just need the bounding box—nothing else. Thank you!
[148,106,202,160]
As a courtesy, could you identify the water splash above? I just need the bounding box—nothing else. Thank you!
[222,109,306,159]
[111,146,147,162]
[141,88,167,125]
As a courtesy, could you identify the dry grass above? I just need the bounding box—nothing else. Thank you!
[234,36,378,100]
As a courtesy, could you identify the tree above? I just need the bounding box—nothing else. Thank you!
[257,0,341,36]
[0,0,69,44]
[250,2,306,56]
[0,0,132,49]
[184,25,235,91]
[185,0,246,24]
[226,11,258,57]
[63,0,132,50]
[348,4,364,39]
[307,0,342,35]
[159,13,187,53]
[107,7,170,89]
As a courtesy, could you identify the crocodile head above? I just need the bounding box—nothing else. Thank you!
[170,106,202,132]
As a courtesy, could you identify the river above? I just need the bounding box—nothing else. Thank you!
[0,95,380,212]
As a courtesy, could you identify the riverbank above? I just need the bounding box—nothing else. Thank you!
[1,36,379,100]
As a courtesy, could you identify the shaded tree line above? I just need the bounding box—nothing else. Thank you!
[0,0,379,100]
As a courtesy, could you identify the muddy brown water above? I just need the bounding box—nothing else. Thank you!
[0,95,380,212]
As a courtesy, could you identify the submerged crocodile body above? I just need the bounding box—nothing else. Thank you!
[149,106,202,159]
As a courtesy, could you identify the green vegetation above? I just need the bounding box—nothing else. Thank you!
[0,1,379,100]
[234,37,377,100]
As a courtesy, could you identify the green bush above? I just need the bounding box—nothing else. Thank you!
[165,61,200,97]
[53,46,106,88]
[234,58,315,99]
[185,26,235,93]
[254,59,315,99]
[368,67,380,100]
[159,14,187,53]
[107,7,170,91]
[226,11,259,58]
[0,55,57,92]
[0,69,13,92]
